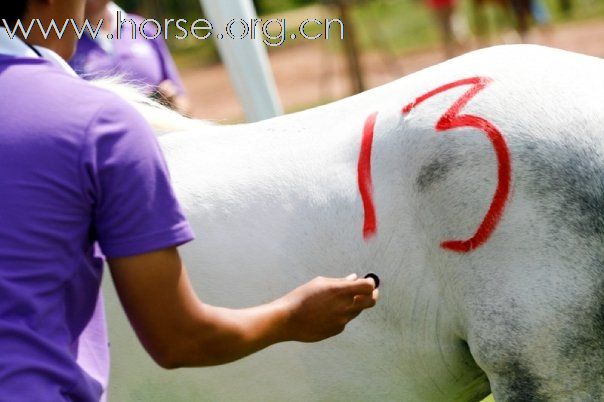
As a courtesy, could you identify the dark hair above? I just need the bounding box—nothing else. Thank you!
[0,2,28,28]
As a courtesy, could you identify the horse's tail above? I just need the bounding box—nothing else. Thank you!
[91,77,210,135]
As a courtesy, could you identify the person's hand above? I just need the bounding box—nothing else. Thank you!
[157,80,191,115]
[278,274,379,343]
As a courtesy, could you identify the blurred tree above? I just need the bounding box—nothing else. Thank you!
[253,0,318,14]
[321,0,367,94]
[117,0,317,16]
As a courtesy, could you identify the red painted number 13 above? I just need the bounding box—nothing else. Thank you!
[358,77,512,253]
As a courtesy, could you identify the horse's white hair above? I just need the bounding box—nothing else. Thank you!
[104,46,604,401]
[91,77,208,135]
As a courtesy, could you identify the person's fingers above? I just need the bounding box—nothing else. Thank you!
[158,80,179,102]
[351,294,377,311]
[340,295,375,321]
[364,273,380,289]
[159,80,177,93]
[344,299,373,321]
[345,273,358,281]
[339,278,376,296]
[346,308,363,321]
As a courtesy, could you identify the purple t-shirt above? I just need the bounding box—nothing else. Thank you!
[0,56,194,401]
[69,14,186,95]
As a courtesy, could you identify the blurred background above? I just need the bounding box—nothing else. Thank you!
[111,0,604,123]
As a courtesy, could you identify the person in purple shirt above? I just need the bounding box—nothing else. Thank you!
[0,1,378,402]
[70,0,190,114]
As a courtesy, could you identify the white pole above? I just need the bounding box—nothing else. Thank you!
[199,0,283,122]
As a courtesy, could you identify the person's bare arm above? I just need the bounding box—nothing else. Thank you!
[108,247,378,369]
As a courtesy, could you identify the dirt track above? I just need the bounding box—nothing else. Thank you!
[180,19,604,122]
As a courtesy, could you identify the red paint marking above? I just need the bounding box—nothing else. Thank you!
[403,77,512,252]
[358,112,378,239]
[358,77,512,252]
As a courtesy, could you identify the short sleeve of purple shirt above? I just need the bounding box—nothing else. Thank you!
[81,95,193,257]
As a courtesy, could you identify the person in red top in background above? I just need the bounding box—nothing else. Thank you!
[425,0,460,59]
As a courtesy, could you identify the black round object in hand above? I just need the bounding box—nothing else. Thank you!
[364,273,380,289]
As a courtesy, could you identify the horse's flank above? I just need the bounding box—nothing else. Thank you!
[102,45,604,401]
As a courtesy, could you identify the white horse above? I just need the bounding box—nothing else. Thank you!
[102,45,604,401]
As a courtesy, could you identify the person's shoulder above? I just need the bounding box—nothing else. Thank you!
[52,71,143,123]
[128,14,164,39]
[24,62,150,137]
[128,14,147,24]
[16,60,112,100]
[1,59,129,121]
[79,83,157,148]
[128,14,153,31]
[81,84,153,139]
